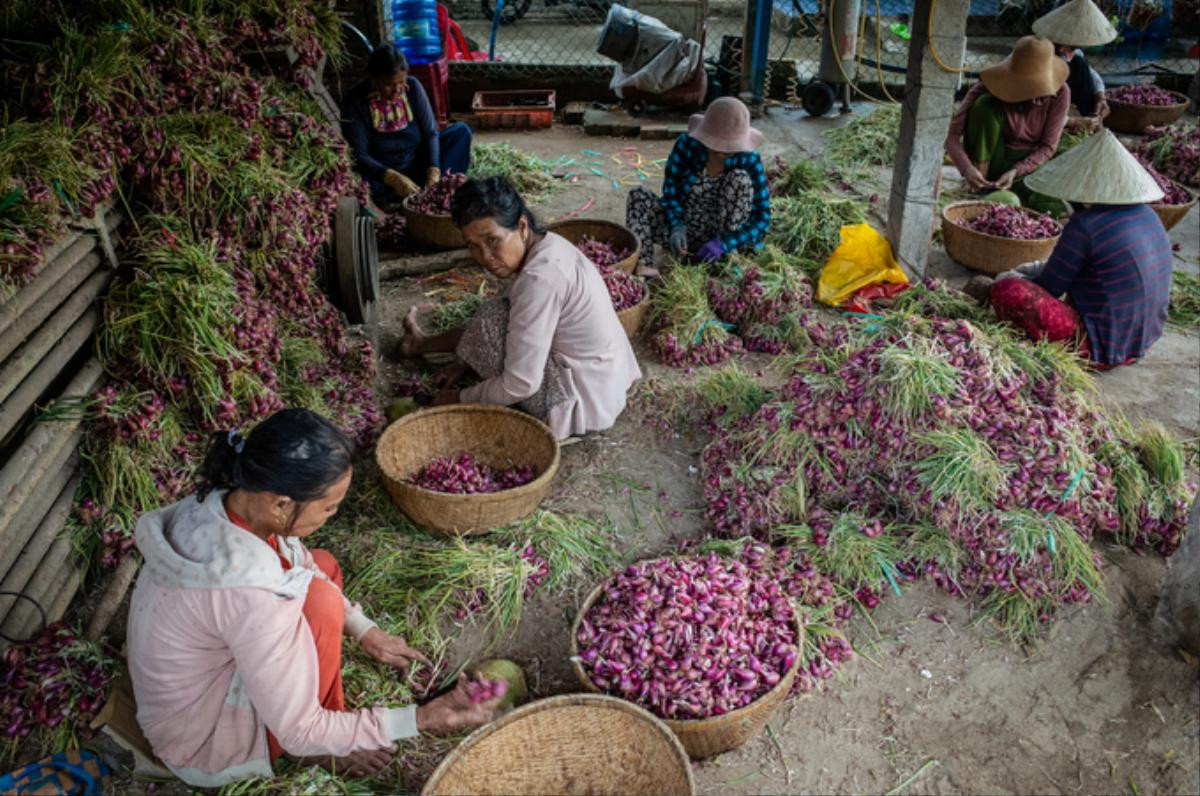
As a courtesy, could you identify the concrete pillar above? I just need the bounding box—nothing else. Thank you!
[1154,497,1200,657]
[885,0,968,277]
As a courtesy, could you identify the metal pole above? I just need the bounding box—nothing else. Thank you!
[742,0,773,105]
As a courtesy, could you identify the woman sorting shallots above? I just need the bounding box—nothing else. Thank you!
[398,177,642,440]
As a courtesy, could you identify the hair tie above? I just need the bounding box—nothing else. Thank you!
[227,430,246,455]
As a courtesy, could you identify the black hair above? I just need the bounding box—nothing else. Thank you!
[367,44,409,78]
[196,409,353,530]
[450,176,545,234]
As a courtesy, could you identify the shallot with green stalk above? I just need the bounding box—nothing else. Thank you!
[576,554,799,720]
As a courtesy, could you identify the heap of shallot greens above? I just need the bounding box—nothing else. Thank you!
[2,4,380,584]
[0,624,118,765]
[467,142,557,202]
[684,280,1194,651]
[1135,123,1200,188]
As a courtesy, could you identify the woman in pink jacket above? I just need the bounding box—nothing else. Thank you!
[127,409,495,787]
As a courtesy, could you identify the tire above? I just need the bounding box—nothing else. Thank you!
[481,0,533,24]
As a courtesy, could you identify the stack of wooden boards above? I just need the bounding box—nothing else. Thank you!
[0,209,120,647]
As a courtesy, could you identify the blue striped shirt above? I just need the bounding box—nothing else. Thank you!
[660,134,771,253]
[1033,204,1173,366]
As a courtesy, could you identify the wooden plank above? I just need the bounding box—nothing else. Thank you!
[0,535,77,643]
[0,236,97,341]
[0,466,78,593]
[0,268,111,407]
[0,307,100,442]
[0,359,103,544]
[0,250,102,363]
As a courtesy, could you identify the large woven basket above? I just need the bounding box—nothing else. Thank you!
[1151,186,1197,232]
[1104,91,1189,134]
[941,201,1062,275]
[376,404,559,535]
[402,196,466,250]
[421,694,694,796]
[569,573,804,759]
[616,286,651,338]
[549,219,641,274]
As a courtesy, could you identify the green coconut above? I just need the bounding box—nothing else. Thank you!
[467,659,527,711]
[385,397,417,424]
[983,190,1021,208]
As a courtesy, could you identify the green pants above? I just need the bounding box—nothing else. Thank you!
[964,94,1068,216]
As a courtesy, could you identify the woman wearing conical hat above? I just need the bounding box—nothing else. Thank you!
[1033,0,1119,133]
[944,36,1070,214]
[978,131,1173,370]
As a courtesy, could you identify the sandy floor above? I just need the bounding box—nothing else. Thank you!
[359,111,1200,795]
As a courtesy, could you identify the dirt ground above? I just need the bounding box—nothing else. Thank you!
[367,109,1200,796]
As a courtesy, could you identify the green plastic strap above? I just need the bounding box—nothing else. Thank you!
[692,319,735,345]
[877,555,902,597]
[0,188,23,215]
[51,180,79,217]
[1043,467,1087,555]
[581,149,602,157]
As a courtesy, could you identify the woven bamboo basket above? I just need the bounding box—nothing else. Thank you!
[569,572,805,759]
[1151,186,1197,232]
[941,201,1062,275]
[375,404,559,535]
[616,286,651,338]
[421,694,694,796]
[1104,91,1189,134]
[549,219,641,274]
[402,196,466,250]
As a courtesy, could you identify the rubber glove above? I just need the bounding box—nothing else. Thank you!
[426,167,441,187]
[384,169,420,197]
[696,238,725,263]
[667,226,688,256]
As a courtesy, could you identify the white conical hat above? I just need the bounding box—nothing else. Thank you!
[1025,130,1164,205]
[1032,0,1117,48]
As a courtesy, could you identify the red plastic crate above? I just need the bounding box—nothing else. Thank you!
[471,90,556,130]
[410,58,450,129]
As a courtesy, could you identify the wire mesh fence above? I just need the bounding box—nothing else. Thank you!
[433,0,1197,97]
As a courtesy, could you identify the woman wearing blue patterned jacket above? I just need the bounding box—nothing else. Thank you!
[626,98,771,277]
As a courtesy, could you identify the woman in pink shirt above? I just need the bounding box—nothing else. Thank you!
[127,409,496,787]
[944,35,1070,214]
[399,177,642,441]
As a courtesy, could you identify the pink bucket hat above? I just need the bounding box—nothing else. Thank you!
[687,97,764,153]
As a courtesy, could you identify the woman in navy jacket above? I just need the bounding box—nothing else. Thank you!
[342,45,472,202]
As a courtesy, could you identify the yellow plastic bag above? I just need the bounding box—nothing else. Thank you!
[816,223,908,307]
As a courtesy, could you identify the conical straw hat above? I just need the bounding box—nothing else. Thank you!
[1024,130,1164,205]
[1032,0,1117,48]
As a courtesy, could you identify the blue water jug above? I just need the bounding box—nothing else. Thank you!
[391,0,442,65]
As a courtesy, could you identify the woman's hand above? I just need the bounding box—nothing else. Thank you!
[992,169,1017,191]
[1095,94,1110,120]
[415,676,500,735]
[434,363,468,390]
[696,238,725,263]
[426,167,441,187]
[338,746,397,779]
[432,389,461,406]
[360,628,431,673]
[667,226,688,256]
[964,167,992,191]
[384,169,420,197]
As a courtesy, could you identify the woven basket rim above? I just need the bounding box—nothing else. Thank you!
[1106,90,1189,111]
[942,200,1062,244]
[420,693,696,796]
[568,558,805,730]
[375,404,561,503]
[548,218,642,271]
[1150,185,1198,209]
